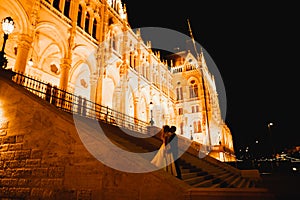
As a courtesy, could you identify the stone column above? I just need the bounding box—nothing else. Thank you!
[89,74,98,103]
[59,58,71,90]
[14,34,33,73]
[134,97,139,123]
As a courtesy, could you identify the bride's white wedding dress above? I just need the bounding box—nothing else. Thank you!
[151,142,177,176]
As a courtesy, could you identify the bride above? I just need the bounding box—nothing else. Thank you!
[151,125,177,176]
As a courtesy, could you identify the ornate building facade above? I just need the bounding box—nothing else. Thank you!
[0,0,235,161]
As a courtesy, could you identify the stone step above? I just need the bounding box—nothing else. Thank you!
[181,171,209,180]
[184,174,214,185]
[100,123,259,189]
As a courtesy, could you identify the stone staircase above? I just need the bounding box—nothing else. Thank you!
[98,122,261,189]
[0,75,275,199]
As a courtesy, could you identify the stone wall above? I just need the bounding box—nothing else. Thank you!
[0,77,189,199]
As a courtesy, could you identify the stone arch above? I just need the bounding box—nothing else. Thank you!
[106,64,120,87]
[35,22,68,58]
[137,91,148,122]
[69,45,97,101]
[31,22,68,85]
[102,77,115,108]
[168,104,177,126]
[127,89,135,119]
[72,44,97,74]
[150,93,161,128]
[69,61,91,100]
[160,100,169,126]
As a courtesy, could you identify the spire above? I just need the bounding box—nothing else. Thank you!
[121,3,128,21]
[187,19,199,59]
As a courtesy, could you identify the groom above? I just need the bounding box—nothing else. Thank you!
[168,126,182,179]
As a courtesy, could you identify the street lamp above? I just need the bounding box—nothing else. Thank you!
[149,101,154,126]
[0,16,15,69]
[267,122,276,158]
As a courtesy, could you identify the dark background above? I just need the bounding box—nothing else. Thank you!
[122,0,299,158]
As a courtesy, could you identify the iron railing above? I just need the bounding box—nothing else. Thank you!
[11,71,150,133]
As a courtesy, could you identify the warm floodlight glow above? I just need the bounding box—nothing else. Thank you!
[0,101,7,124]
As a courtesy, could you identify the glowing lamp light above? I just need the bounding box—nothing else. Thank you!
[149,101,154,126]
[149,101,153,111]
[2,17,15,35]
[28,58,33,67]
[292,167,297,171]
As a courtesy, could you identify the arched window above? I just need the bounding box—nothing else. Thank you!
[189,80,198,98]
[64,0,71,18]
[92,19,98,39]
[77,5,82,27]
[197,121,201,132]
[134,55,137,71]
[85,12,90,34]
[129,52,133,67]
[180,122,184,135]
[53,0,60,11]
[176,87,183,100]
[92,18,97,39]
[193,120,202,133]
[112,34,117,50]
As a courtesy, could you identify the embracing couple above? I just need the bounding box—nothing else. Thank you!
[151,125,182,179]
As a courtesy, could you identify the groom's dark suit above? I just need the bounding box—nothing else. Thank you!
[168,127,182,179]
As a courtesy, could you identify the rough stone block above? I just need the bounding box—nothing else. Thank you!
[31,188,54,198]
[31,149,43,159]
[2,168,15,177]
[41,178,63,188]
[8,143,23,151]
[16,135,24,143]
[0,121,9,130]
[0,144,9,152]
[77,189,92,200]
[48,167,65,178]
[3,136,16,144]
[0,178,18,187]
[14,150,31,160]
[0,129,7,136]
[13,168,32,178]
[1,151,15,160]
[26,159,41,168]
[4,160,26,168]
[8,187,31,198]
[18,178,41,187]
[0,187,9,197]
[32,168,48,178]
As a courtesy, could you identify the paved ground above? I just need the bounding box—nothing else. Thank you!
[259,172,300,199]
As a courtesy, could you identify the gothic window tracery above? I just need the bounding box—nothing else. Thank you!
[64,0,71,18]
[53,0,60,11]
[176,87,183,100]
[85,12,90,34]
[189,80,198,98]
[92,18,98,39]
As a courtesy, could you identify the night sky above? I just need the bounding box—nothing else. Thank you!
[122,0,299,157]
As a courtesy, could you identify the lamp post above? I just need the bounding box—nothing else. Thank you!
[0,16,15,69]
[267,122,276,158]
[149,101,154,126]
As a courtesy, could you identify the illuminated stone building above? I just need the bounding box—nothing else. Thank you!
[0,0,235,161]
